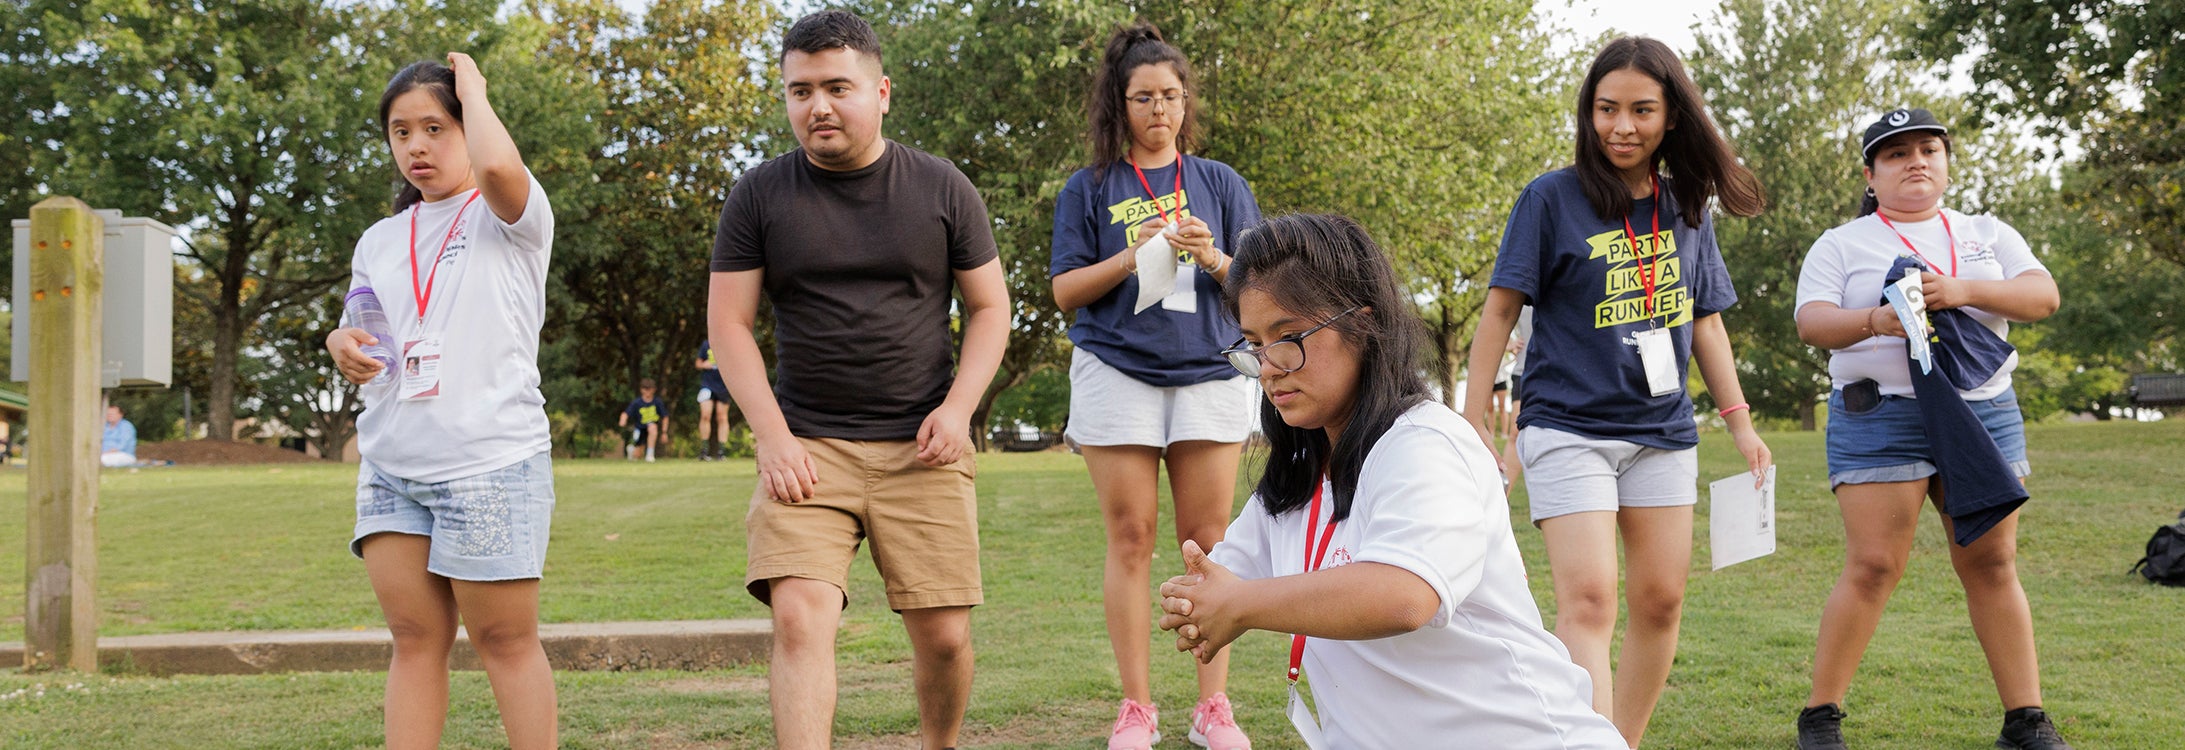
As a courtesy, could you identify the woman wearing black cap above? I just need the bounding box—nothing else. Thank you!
[1789,108,2069,750]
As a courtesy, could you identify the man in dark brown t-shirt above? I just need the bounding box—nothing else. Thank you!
[703,10,1009,750]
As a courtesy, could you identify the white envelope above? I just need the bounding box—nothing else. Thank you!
[1709,465,1776,570]
[1133,233,1178,314]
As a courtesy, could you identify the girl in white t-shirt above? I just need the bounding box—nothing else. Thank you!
[325,54,558,750]
[1158,214,1624,750]
[1789,109,2069,750]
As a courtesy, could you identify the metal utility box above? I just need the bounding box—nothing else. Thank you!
[10,211,177,387]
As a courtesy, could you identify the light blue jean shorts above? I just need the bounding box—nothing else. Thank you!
[350,451,555,581]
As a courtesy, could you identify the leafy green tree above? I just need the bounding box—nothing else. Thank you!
[0,1,56,293]
[533,0,779,448]
[1690,0,1935,427]
[856,0,1120,447]
[29,0,395,439]
[249,292,362,457]
[1160,1,1568,404]
[867,0,1567,437]
[1918,1,2185,271]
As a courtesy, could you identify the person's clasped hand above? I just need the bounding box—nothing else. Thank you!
[1159,540,1246,664]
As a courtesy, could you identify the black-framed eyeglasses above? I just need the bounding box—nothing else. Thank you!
[1221,306,1361,378]
[1128,92,1190,109]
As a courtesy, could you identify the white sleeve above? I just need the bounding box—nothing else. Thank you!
[1988,217,2047,278]
[1795,229,1849,320]
[487,170,554,253]
[1348,424,1499,628]
[347,233,372,294]
[1208,496,1275,581]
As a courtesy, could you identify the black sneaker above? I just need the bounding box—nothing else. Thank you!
[1797,704,1848,750]
[1997,707,2072,750]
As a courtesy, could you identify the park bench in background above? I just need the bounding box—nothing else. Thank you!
[2128,373,2185,408]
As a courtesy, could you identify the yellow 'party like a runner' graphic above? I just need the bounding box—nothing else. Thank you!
[1585,227,1693,329]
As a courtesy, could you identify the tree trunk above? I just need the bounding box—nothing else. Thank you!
[1798,397,1818,431]
[207,294,242,441]
[972,363,1027,453]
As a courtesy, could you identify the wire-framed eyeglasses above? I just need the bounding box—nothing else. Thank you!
[1128,92,1190,109]
[1220,306,1361,378]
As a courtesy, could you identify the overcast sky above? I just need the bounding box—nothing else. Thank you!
[1549,0,1717,54]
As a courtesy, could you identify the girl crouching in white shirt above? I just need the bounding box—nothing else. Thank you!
[1158,214,1624,749]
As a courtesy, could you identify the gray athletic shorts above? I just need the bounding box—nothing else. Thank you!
[1517,425,1698,523]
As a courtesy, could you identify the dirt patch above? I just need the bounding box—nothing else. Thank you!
[136,439,326,466]
[653,675,768,694]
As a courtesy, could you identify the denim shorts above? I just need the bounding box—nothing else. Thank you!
[1825,386,2029,487]
[351,451,555,581]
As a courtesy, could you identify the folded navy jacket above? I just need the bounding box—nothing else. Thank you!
[1885,256,2027,546]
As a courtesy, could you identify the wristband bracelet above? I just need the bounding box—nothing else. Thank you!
[1718,403,1751,418]
[1202,252,1228,274]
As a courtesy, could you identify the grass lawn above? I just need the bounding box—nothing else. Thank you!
[2,420,2182,748]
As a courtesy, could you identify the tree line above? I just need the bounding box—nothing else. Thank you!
[1,0,2173,455]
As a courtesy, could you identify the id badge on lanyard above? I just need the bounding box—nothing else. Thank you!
[398,190,476,402]
[1625,172,1678,397]
[1163,259,1198,313]
[398,336,445,401]
[1636,327,1679,397]
[1287,682,1330,750]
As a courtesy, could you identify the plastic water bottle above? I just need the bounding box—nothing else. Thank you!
[343,287,399,384]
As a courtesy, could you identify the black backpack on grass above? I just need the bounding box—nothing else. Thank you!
[2131,510,2185,586]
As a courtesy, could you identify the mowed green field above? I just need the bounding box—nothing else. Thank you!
[2,420,2182,748]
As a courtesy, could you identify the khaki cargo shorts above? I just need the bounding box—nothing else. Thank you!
[743,437,982,611]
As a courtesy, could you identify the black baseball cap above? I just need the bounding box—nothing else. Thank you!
[1861,108,1949,161]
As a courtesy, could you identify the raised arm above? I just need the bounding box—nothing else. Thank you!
[446,52,529,224]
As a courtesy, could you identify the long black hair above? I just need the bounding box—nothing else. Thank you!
[1856,130,1954,217]
[1088,22,1198,169]
[377,61,462,214]
[1572,37,1764,227]
[1220,214,1434,522]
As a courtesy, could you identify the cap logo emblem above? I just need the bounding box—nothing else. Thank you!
[1887,110,1910,126]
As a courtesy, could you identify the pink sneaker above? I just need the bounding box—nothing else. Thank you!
[1189,693,1252,750]
[1108,698,1160,750]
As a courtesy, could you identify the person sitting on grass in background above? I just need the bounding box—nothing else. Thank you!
[1159,213,1625,749]
[621,378,667,462]
[101,405,138,468]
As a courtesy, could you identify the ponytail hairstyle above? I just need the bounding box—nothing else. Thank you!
[1572,37,1764,228]
[1856,131,1955,217]
[1220,214,1434,523]
[377,61,463,214]
[1089,22,1198,169]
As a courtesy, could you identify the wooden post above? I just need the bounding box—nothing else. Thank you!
[24,197,103,672]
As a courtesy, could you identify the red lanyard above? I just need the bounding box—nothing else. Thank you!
[1622,172,1664,321]
[1875,211,1959,277]
[1288,480,1338,683]
[408,190,481,325]
[1130,155,1186,228]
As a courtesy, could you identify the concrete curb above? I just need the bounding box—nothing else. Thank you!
[2,619,771,676]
